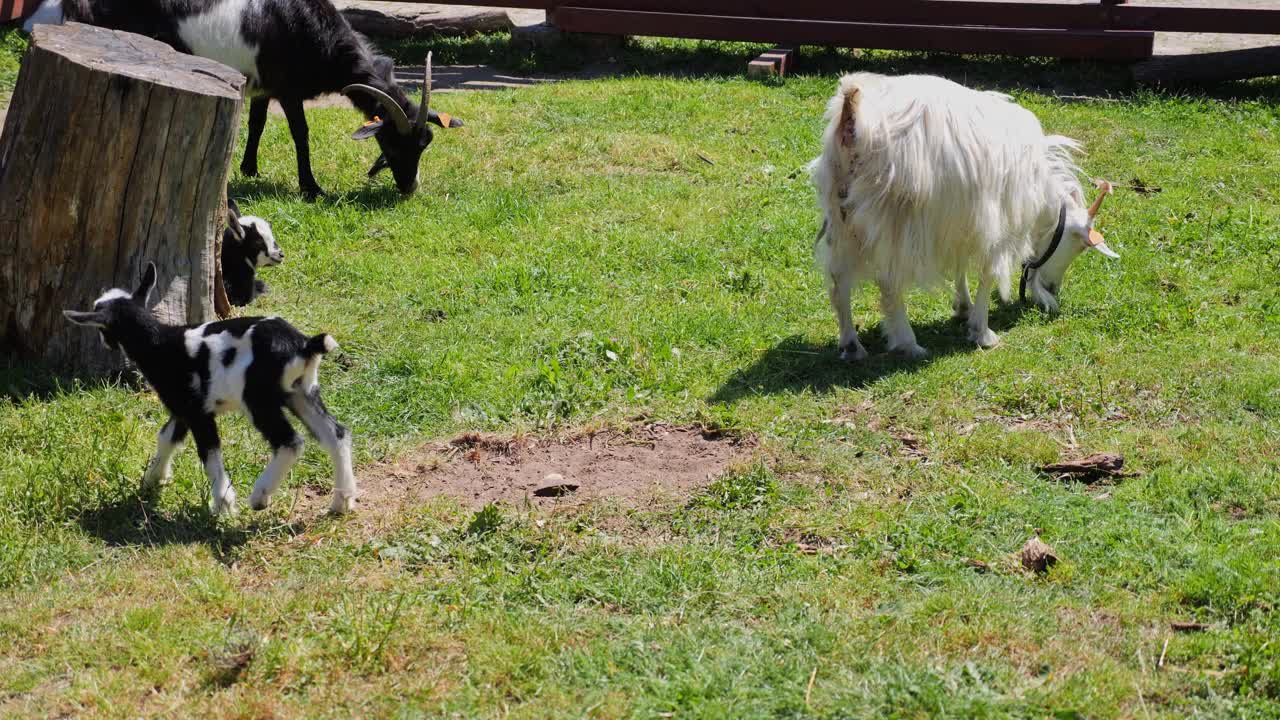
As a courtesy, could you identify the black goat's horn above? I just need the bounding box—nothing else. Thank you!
[415,52,432,131]
[342,83,411,135]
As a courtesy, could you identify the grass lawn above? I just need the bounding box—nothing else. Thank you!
[2,27,1280,718]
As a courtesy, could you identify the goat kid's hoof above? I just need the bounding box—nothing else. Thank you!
[248,490,272,512]
[140,469,171,493]
[969,327,1001,349]
[891,343,929,360]
[838,343,868,363]
[329,493,357,515]
[211,490,239,517]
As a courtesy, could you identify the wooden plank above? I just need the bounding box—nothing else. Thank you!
[552,0,1115,29]
[1109,5,1280,34]
[409,0,1280,35]
[554,8,1156,60]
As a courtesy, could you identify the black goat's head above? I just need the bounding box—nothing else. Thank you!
[63,262,158,352]
[342,53,463,195]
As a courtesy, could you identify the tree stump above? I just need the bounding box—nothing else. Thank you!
[0,22,244,375]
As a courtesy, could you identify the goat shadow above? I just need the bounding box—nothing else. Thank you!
[710,301,1030,404]
[228,176,407,210]
[0,362,141,404]
[77,493,308,565]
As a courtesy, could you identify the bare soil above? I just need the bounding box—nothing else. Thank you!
[294,424,755,522]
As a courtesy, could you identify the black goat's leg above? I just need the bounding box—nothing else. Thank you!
[279,98,324,200]
[190,414,237,516]
[240,96,269,177]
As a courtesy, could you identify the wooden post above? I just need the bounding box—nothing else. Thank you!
[0,22,244,375]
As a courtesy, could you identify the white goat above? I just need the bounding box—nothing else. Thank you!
[810,72,1119,360]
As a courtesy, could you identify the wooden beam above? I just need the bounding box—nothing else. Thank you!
[554,8,1156,60]
[397,0,1280,35]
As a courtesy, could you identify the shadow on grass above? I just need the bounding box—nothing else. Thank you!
[711,302,1030,403]
[77,494,307,565]
[0,359,140,404]
[229,174,408,208]
[383,32,1280,103]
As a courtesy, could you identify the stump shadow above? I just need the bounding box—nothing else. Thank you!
[710,302,1030,404]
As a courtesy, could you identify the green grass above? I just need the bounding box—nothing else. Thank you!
[3,28,1280,718]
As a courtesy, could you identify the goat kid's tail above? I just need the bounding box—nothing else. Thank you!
[283,334,338,394]
[304,334,339,358]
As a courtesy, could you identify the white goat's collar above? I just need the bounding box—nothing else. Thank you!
[1020,203,1068,302]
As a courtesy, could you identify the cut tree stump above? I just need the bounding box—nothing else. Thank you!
[0,22,244,375]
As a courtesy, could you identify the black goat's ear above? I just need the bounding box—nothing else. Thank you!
[352,117,383,140]
[63,309,106,328]
[135,262,157,305]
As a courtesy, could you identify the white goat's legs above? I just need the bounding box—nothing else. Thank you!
[968,273,1001,349]
[829,271,867,361]
[289,390,357,514]
[952,272,972,321]
[141,417,188,492]
[879,284,927,359]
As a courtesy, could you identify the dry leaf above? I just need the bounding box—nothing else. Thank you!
[1020,535,1058,573]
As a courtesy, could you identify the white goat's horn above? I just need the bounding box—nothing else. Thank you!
[1088,179,1113,219]
[414,52,432,131]
[342,83,411,135]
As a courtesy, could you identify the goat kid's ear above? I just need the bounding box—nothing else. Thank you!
[352,117,383,140]
[425,109,463,129]
[63,309,106,327]
[135,262,157,304]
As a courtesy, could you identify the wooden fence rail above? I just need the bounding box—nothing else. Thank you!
[402,0,1280,61]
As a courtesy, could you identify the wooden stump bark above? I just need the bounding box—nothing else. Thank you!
[0,22,244,375]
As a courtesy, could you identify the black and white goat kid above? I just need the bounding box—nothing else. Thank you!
[38,0,464,198]
[63,263,357,516]
[223,198,283,307]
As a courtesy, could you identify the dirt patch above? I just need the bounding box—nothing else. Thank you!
[301,424,755,521]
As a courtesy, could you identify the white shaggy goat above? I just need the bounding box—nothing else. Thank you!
[810,73,1119,360]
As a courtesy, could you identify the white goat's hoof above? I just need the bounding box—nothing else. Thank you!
[329,493,357,515]
[969,327,1000,349]
[892,343,929,360]
[211,489,238,517]
[839,343,868,362]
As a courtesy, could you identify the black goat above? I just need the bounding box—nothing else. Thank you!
[51,0,463,198]
[63,262,357,515]
[223,198,283,307]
